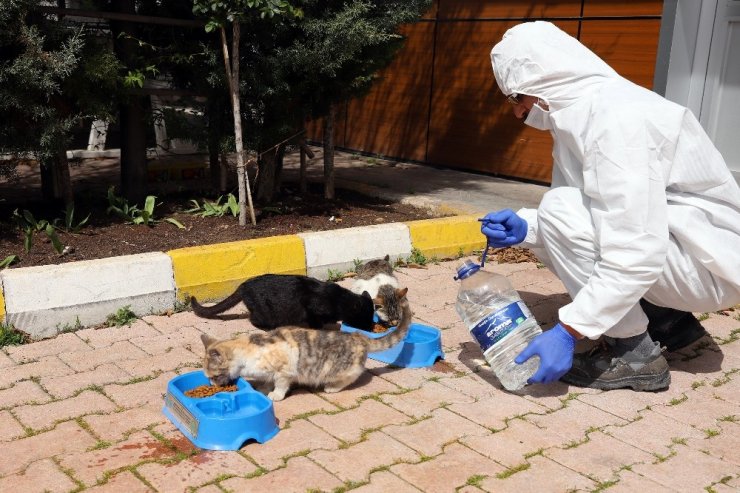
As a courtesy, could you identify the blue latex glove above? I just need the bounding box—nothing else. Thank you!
[479,209,528,247]
[515,323,576,384]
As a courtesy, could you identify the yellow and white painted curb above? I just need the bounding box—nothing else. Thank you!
[0,253,176,339]
[407,214,486,260]
[0,216,485,340]
[168,235,306,303]
[300,223,413,281]
[0,283,5,322]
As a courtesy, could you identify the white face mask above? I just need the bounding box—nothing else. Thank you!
[524,100,551,131]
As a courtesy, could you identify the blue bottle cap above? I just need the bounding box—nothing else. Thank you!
[454,259,480,280]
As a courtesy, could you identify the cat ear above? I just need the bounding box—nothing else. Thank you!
[383,254,390,261]
[208,348,224,364]
[396,287,408,299]
[361,291,372,299]
[201,333,217,348]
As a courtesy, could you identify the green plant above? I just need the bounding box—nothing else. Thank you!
[106,186,185,229]
[0,322,27,347]
[406,247,428,266]
[54,203,90,233]
[327,268,344,282]
[185,193,239,218]
[12,209,64,253]
[56,317,83,334]
[0,255,18,269]
[105,306,138,327]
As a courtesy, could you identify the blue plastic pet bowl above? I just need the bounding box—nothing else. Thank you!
[341,321,444,368]
[162,370,279,451]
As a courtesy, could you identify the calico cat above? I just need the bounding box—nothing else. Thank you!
[351,255,403,325]
[199,292,412,401]
[190,274,374,331]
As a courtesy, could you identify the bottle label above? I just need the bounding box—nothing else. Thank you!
[470,301,529,352]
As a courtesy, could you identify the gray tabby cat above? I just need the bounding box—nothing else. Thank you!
[351,254,405,325]
[200,292,412,401]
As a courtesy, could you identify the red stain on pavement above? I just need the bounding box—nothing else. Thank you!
[115,439,177,460]
[431,360,456,373]
[169,435,199,455]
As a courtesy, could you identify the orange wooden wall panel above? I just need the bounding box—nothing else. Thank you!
[308,2,664,184]
[579,19,662,90]
[583,0,663,17]
[426,21,578,183]
[341,22,435,162]
[422,0,438,20]
[437,0,581,20]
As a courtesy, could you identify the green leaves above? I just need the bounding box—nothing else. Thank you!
[185,193,239,218]
[122,66,160,89]
[0,255,18,269]
[54,203,90,233]
[106,186,185,229]
[192,0,301,25]
[11,208,64,254]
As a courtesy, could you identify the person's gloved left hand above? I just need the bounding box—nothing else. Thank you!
[515,323,576,384]
[480,209,528,247]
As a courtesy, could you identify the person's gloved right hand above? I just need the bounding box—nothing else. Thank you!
[480,209,527,247]
[514,323,576,384]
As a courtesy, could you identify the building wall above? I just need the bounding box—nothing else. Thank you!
[309,0,664,184]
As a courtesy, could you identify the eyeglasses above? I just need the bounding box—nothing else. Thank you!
[506,93,521,105]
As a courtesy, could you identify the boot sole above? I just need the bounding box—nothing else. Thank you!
[561,367,671,392]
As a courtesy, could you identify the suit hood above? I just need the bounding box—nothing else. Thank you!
[491,21,619,111]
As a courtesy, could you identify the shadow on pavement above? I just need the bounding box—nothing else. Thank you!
[456,341,572,398]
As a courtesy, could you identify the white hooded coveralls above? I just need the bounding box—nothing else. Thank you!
[491,21,740,340]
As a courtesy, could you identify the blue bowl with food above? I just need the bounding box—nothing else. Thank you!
[341,321,444,368]
[162,370,279,450]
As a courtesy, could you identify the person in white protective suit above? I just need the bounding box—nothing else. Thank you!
[481,21,740,391]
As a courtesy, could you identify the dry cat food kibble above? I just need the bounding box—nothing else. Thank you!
[184,384,238,398]
[371,323,390,333]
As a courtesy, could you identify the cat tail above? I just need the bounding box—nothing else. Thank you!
[190,289,244,318]
[365,299,413,353]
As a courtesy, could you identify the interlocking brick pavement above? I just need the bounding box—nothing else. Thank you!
[13,389,118,430]
[1,258,738,492]
[82,470,154,492]
[6,332,91,363]
[0,458,78,493]
[0,410,26,441]
[40,362,131,399]
[0,355,74,387]
[0,379,52,407]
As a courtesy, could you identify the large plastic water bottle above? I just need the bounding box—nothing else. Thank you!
[454,259,542,391]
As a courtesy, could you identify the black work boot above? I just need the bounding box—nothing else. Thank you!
[560,337,670,391]
[640,299,709,352]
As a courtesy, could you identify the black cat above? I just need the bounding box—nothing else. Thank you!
[190,274,375,331]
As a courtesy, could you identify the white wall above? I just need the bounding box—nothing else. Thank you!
[659,0,740,182]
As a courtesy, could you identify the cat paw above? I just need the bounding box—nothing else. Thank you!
[267,390,286,401]
[322,386,343,393]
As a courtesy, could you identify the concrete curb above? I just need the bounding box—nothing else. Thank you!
[0,215,486,340]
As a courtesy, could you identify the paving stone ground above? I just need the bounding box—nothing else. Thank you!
[1,259,738,493]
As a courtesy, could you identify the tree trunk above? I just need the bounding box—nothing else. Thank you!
[273,143,286,198]
[221,23,255,226]
[39,148,73,206]
[119,97,149,203]
[299,137,310,194]
[112,0,148,203]
[219,153,229,192]
[54,148,74,206]
[323,105,336,200]
[207,96,224,192]
[256,146,279,203]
